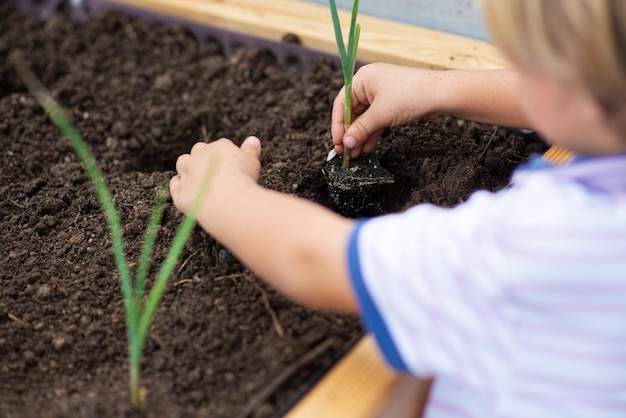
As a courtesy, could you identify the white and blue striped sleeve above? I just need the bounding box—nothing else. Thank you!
[347,189,516,392]
[347,164,626,417]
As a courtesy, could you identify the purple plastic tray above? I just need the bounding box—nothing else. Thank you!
[17,0,346,70]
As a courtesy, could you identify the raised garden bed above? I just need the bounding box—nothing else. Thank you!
[0,2,547,417]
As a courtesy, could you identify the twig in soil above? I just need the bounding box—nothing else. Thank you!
[177,250,200,273]
[7,313,30,327]
[243,276,284,337]
[173,279,194,288]
[214,272,285,336]
[173,276,202,288]
[213,272,247,282]
[477,125,499,163]
[148,332,165,350]
[507,153,528,164]
[121,16,138,41]
[7,198,27,209]
[238,337,340,418]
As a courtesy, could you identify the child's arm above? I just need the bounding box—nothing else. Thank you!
[169,137,357,312]
[332,64,530,158]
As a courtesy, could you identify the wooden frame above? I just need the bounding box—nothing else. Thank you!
[110,0,509,70]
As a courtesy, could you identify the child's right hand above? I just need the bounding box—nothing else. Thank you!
[331,63,442,158]
[331,66,530,158]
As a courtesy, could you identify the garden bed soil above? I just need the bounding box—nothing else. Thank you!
[0,4,547,417]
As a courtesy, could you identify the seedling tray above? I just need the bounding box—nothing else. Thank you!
[19,0,508,70]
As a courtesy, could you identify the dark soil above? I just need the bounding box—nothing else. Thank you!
[0,3,546,417]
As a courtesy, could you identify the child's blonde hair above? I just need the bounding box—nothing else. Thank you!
[481,0,626,125]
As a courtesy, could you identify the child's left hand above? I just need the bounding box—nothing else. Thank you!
[169,136,262,216]
[170,135,355,312]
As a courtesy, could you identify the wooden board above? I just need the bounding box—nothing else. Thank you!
[285,335,432,418]
[110,0,509,70]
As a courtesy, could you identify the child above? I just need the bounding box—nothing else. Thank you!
[170,0,626,416]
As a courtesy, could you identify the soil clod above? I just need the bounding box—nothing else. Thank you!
[323,149,395,217]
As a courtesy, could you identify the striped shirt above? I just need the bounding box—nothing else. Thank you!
[348,153,626,417]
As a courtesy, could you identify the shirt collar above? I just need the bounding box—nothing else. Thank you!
[513,153,626,194]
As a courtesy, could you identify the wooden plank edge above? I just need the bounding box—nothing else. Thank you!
[109,0,510,70]
[284,335,432,418]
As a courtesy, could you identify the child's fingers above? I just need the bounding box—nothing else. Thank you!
[344,108,382,147]
[339,111,385,158]
[190,141,210,155]
[168,174,185,212]
[169,173,181,194]
[240,136,262,159]
[331,87,347,146]
[361,130,385,153]
[175,153,190,174]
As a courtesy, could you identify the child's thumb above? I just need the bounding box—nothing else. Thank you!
[241,136,262,159]
[343,115,377,149]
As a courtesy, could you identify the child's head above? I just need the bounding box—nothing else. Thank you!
[481,0,626,133]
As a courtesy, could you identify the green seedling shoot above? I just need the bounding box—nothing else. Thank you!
[11,51,212,407]
[329,0,361,169]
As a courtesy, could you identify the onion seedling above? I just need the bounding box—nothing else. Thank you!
[11,51,212,407]
[329,0,361,169]
[323,1,394,217]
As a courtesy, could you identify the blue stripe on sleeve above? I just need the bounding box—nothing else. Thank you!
[348,219,408,372]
